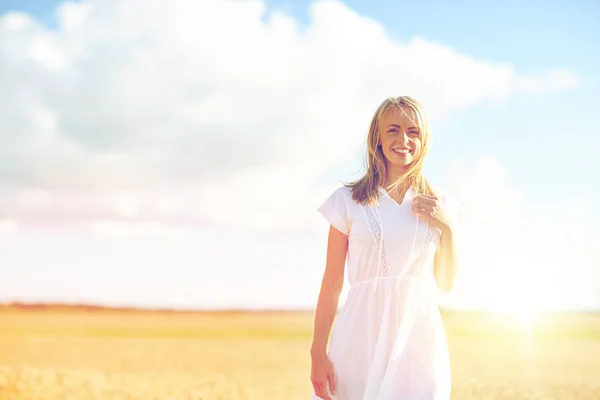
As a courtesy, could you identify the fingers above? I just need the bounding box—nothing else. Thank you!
[328,371,337,396]
[413,196,439,214]
[413,195,438,205]
[311,357,336,399]
[412,201,432,214]
[313,381,331,400]
[313,382,324,398]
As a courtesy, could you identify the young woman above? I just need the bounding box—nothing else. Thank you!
[310,96,460,400]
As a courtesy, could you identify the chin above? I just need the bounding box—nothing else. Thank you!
[388,158,413,168]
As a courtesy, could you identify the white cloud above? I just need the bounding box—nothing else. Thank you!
[442,156,524,224]
[0,0,580,232]
[514,69,580,93]
[0,219,19,235]
[89,220,184,239]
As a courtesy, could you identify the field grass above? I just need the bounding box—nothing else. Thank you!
[0,307,599,399]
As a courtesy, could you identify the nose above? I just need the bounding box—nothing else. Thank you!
[398,131,410,143]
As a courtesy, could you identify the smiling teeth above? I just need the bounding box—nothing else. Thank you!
[393,148,410,154]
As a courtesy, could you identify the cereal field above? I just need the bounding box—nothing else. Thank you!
[0,307,599,399]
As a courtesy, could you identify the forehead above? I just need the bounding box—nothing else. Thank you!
[380,106,420,128]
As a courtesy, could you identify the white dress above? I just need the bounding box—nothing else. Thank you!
[311,185,458,400]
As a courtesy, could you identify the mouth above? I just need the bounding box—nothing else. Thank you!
[392,147,412,156]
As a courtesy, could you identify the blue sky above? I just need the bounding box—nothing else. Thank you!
[0,0,598,311]
[259,0,600,203]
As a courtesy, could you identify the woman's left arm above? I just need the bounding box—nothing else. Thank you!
[433,225,458,293]
[412,194,459,293]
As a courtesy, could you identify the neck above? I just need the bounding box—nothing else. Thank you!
[383,165,411,189]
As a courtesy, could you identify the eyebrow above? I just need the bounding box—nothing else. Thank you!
[386,124,419,130]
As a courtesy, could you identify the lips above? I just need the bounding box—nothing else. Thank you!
[392,147,411,155]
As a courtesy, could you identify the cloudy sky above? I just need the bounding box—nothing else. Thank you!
[1,0,599,312]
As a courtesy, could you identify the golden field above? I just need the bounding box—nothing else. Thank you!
[0,307,599,400]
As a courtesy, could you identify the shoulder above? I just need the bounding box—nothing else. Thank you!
[340,185,364,208]
[318,184,349,208]
[318,185,362,215]
[325,184,353,201]
[317,185,355,235]
[338,185,353,199]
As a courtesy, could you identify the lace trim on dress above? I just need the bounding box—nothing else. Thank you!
[362,205,390,277]
[406,222,437,278]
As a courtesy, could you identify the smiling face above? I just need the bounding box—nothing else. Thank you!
[378,106,423,170]
[353,96,432,204]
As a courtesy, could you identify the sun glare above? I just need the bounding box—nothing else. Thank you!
[481,268,554,330]
[489,296,539,332]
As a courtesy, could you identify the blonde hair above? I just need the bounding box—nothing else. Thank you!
[346,96,436,205]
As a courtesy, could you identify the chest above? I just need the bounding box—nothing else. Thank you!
[349,196,427,248]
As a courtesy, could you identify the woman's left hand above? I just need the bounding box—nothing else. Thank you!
[412,195,451,231]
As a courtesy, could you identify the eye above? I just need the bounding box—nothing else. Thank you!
[408,130,420,136]
[387,129,399,135]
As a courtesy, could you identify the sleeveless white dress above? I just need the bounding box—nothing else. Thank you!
[311,185,458,400]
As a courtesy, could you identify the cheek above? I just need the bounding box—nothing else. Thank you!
[413,139,423,152]
[379,134,390,146]
[379,138,392,153]
[380,145,393,159]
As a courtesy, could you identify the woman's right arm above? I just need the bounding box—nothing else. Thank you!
[310,225,348,399]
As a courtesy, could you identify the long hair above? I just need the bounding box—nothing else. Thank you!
[346,96,435,205]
